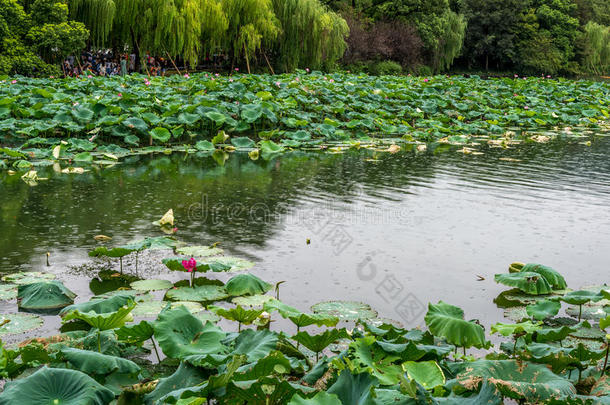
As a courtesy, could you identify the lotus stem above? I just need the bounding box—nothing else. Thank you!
[238,322,241,332]
[296,326,300,349]
[120,257,123,274]
[316,352,319,362]
[463,347,466,356]
[135,251,139,276]
[578,305,582,321]
[150,337,161,364]
[46,252,50,266]
[97,331,102,353]
[602,344,609,378]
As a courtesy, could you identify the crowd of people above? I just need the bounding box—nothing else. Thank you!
[62,51,171,77]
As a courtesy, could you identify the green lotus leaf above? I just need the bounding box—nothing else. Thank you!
[524,343,578,373]
[165,285,229,302]
[231,137,255,149]
[17,280,76,310]
[72,106,94,121]
[115,320,154,344]
[491,321,542,337]
[208,256,255,271]
[178,112,200,125]
[176,245,223,257]
[565,304,610,321]
[241,105,263,123]
[60,347,140,375]
[0,283,18,300]
[232,329,279,362]
[232,294,274,307]
[122,236,180,251]
[534,325,578,343]
[123,117,149,133]
[561,290,604,306]
[209,305,264,325]
[150,127,171,143]
[60,293,134,316]
[263,298,301,317]
[153,305,227,359]
[73,152,93,162]
[288,312,339,329]
[144,362,209,404]
[2,271,55,285]
[225,273,272,296]
[327,369,378,405]
[130,279,173,291]
[259,140,284,154]
[0,313,43,335]
[424,301,489,349]
[495,289,563,307]
[204,110,226,125]
[89,246,134,258]
[526,299,561,320]
[292,328,350,355]
[402,360,445,390]
[61,295,135,330]
[349,336,402,385]
[311,300,377,321]
[289,391,342,405]
[0,366,114,405]
[494,272,553,295]
[195,140,214,151]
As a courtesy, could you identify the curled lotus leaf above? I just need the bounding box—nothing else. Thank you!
[424,301,489,349]
[494,272,553,295]
[225,273,272,297]
[456,360,576,402]
[17,280,77,310]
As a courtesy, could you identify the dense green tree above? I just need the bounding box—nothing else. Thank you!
[0,0,85,75]
[271,0,348,72]
[580,21,610,74]
[460,0,530,70]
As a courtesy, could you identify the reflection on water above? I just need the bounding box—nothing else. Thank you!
[1,138,610,329]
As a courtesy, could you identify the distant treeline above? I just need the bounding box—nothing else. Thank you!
[0,0,608,76]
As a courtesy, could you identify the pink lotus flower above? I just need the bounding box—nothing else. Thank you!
[182,258,197,273]
[50,76,54,79]
[514,74,518,78]
[329,79,334,83]
[184,73,190,78]
[235,101,239,105]
[11,80,16,84]
[524,106,529,110]
[215,73,219,77]
[229,79,233,82]
[305,68,310,73]
[172,227,178,233]
[546,75,551,78]
[275,81,281,87]
[423,78,429,82]
[117,92,122,97]
[235,68,239,71]
[88,75,92,78]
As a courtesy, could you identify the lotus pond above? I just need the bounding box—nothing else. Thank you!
[0,75,610,404]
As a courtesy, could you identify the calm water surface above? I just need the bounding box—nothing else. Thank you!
[1,138,609,337]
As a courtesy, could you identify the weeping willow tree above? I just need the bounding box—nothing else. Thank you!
[581,21,610,75]
[432,11,466,73]
[221,0,279,72]
[271,0,348,72]
[67,0,115,46]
